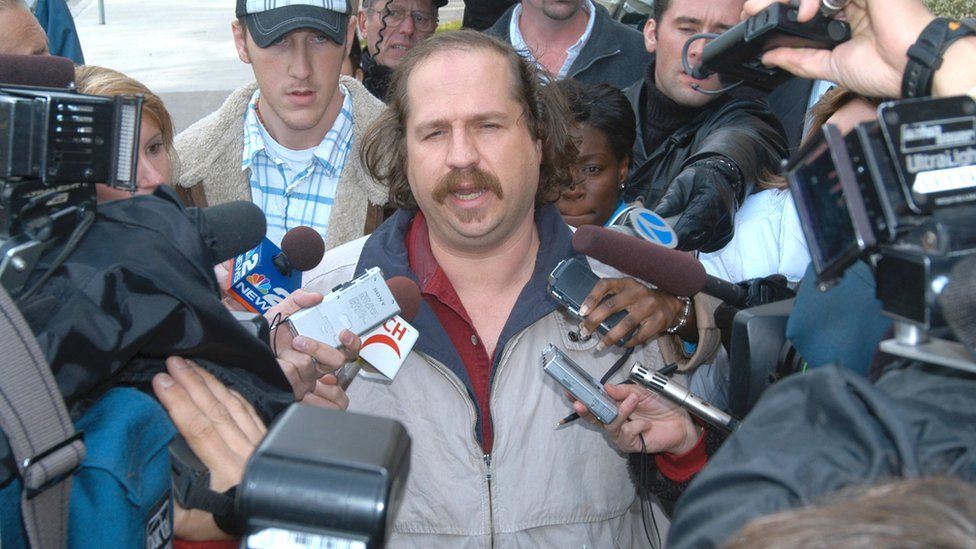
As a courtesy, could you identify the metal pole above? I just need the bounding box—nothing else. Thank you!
[98,0,105,25]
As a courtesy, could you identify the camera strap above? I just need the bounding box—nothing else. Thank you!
[0,285,86,549]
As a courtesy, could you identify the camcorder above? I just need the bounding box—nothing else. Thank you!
[686,2,851,91]
[786,94,976,371]
[0,83,142,293]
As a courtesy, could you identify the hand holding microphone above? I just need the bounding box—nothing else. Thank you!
[267,273,422,403]
[571,380,702,456]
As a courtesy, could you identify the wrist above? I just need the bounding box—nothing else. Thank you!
[669,419,704,456]
[933,36,976,98]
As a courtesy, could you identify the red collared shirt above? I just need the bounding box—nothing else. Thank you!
[405,212,496,452]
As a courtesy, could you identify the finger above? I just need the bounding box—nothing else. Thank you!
[276,349,319,399]
[759,47,835,82]
[604,392,639,433]
[598,313,641,351]
[225,389,266,443]
[300,377,350,410]
[272,289,324,318]
[292,334,355,373]
[580,278,615,317]
[152,369,236,472]
[165,358,253,457]
[336,330,362,361]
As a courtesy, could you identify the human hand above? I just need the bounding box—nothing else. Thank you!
[579,277,686,350]
[574,382,701,455]
[741,0,939,98]
[214,261,247,311]
[152,357,267,540]
[653,163,737,252]
[265,289,361,404]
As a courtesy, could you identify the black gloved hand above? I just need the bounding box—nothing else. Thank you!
[653,157,743,253]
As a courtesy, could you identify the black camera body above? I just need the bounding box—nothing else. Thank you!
[692,3,851,91]
[786,94,976,370]
[0,85,141,292]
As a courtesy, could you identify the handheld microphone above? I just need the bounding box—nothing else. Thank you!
[0,54,75,88]
[629,363,739,434]
[572,225,749,306]
[227,226,326,313]
[334,276,422,389]
[605,205,679,249]
[195,201,267,265]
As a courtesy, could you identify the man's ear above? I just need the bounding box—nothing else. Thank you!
[642,18,657,54]
[344,16,358,59]
[356,8,368,38]
[232,19,252,64]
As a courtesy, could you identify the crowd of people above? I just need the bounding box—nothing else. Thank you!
[1,0,976,546]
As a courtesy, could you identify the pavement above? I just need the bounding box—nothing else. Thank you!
[71,0,466,133]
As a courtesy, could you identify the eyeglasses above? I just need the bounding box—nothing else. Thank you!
[368,5,438,33]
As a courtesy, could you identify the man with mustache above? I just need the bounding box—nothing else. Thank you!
[175,0,389,250]
[293,30,684,546]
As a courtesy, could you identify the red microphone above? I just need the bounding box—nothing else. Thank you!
[572,225,748,305]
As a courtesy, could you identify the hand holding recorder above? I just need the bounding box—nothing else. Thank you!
[742,0,975,99]
[572,381,701,456]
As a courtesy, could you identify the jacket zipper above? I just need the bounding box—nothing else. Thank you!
[484,452,494,549]
[423,357,495,544]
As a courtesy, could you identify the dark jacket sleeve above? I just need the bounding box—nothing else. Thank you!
[667,363,976,549]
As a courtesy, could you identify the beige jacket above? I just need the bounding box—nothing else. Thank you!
[174,77,389,251]
[303,209,669,548]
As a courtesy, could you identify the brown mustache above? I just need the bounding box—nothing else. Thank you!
[432,167,504,204]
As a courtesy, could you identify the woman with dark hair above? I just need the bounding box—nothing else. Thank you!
[555,79,637,228]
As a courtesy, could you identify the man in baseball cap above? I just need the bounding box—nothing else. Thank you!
[175,0,390,253]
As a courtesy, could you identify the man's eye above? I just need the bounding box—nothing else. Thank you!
[313,33,330,44]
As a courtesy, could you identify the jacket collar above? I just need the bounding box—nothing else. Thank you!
[355,204,576,383]
[489,2,627,79]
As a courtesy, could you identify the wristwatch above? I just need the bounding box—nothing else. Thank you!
[903,18,976,98]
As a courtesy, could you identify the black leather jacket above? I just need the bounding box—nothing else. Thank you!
[623,80,787,251]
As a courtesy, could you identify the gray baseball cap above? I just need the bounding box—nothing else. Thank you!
[235,0,352,48]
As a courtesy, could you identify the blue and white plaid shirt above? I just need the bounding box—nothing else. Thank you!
[242,86,354,246]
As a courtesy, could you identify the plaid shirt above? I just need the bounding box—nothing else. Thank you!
[242,86,354,246]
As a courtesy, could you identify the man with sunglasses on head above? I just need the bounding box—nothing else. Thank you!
[357,0,446,101]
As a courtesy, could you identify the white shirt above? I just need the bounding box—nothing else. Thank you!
[698,189,811,285]
[509,0,596,79]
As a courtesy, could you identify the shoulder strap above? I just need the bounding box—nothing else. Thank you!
[0,286,85,549]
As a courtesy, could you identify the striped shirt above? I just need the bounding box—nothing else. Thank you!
[242,86,354,246]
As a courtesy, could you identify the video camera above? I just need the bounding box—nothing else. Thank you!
[684,2,851,92]
[0,83,142,293]
[786,94,976,371]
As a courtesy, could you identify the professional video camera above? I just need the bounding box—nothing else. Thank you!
[786,94,976,371]
[0,81,142,294]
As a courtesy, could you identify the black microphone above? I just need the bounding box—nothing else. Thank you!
[0,54,75,88]
[572,225,749,306]
[195,201,267,265]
